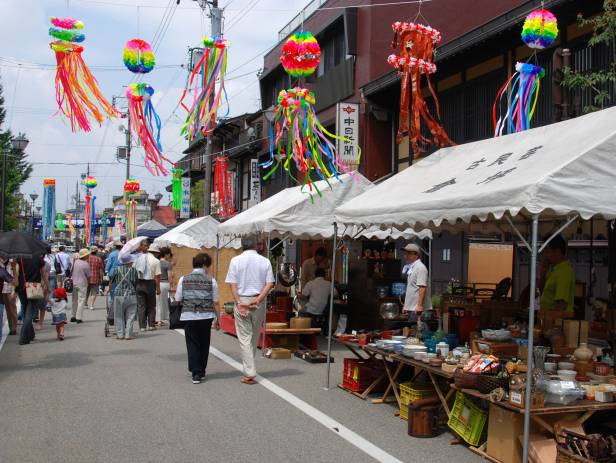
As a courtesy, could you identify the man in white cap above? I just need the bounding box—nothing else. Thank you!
[401,243,431,322]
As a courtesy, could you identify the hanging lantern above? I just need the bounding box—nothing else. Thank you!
[521,9,558,50]
[280,31,321,78]
[49,17,118,132]
[388,21,453,158]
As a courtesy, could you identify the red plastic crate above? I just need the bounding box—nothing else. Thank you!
[342,358,386,393]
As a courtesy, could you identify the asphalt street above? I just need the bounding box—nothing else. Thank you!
[0,299,482,463]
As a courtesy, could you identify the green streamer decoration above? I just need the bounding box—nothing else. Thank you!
[56,213,65,230]
[172,167,183,210]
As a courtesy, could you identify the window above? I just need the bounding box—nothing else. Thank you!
[442,248,451,262]
[241,159,250,211]
[317,25,346,77]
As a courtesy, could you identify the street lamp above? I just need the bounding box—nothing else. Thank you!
[30,193,38,233]
[0,134,29,231]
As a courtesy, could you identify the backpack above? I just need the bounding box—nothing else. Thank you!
[54,255,62,275]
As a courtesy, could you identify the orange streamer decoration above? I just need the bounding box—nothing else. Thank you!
[388,22,452,158]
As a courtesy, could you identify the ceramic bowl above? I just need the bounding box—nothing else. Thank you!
[546,354,561,362]
[544,362,557,373]
[392,336,407,342]
[558,361,575,371]
[414,352,428,361]
[557,369,577,381]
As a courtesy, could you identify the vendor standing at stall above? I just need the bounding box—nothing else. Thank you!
[539,234,575,326]
[401,244,431,322]
[300,247,330,288]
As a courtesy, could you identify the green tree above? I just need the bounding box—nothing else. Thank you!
[0,80,32,230]
[190,180,204,217]
[562,0,616,112]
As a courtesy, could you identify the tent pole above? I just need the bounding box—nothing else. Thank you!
[325,222,338,390]
[215,234,220,286]
[522,214,539,463]
[261,232,271,358]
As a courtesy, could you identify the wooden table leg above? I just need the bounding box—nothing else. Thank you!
[361,372,387,399]
[576,410,595,425]
[428,371,451,418]
[344,344,367,360]
[531,415,555,435]
[372,360,403,405]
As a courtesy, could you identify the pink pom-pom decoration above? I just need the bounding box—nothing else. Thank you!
[280,31,321,78]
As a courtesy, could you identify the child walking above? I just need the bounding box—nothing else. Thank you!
[51,287,68,340]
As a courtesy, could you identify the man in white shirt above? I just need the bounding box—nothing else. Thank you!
[401,243,431,323]
[56,246,72,287]
[134,240,161,331]
[300,268,337,316]
[225,236,274,384]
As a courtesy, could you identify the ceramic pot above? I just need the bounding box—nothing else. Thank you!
[573,343,593,362]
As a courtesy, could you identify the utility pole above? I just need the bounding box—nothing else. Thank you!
[196,0,222,217]
[126,108,132,180]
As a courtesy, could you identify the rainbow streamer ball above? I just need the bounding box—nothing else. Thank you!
[281,31,321,78]
[126,82,154,101]
[83,176,97,189]
[521,9,558,49]
[49,17,85,43]
[123,39,155,74]
[124,179,140,195]
[203,36,228,49]
[43,178,56,187]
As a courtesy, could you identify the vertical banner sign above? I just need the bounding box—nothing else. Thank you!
[180,177,191,219]
[336,102,360,166]
[249,158,261,207]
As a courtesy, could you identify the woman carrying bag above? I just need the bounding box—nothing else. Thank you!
[16,255,47,345]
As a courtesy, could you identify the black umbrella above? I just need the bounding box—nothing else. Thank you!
[0,232,49,259]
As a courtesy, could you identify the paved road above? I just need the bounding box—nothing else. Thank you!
[0,300,482,463]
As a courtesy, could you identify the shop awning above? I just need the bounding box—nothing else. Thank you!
[154,216,240,249]
[335,106,616,229]
[217,172,431,240]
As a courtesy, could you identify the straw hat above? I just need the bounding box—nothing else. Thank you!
[78,248,90,259]
[402,243,420,253]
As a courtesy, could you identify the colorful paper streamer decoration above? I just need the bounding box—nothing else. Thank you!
[521,9,558,49]
[42,178,56,241]
[493,62,545,136]
[49,17,118,132]
[56,213,65,231]
[280,31,321,78]
[83,175,97,189]
[171,167,183,210]
[179,36,228,141]
[126,83,170,176]
[213,157,234,219]
[388,21,453,158]
[124,179,140,239]
[261,87,358,192]
[123,39,156,74]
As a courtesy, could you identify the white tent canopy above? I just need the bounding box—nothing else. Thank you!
[137,220,167,231]
[154,216,240,249]
[335,106,616,229]
[218,172,431,240]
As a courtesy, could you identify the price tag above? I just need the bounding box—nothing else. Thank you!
[510,391,522,405]
[560,381,575,389]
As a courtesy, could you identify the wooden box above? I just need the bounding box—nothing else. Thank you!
[266,348,292,359]
[509,390,544,409]
[473,339,519,357]
[487,404,524,463]
[563,320,588,348]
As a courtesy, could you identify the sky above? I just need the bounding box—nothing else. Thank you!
[0,0,310,212]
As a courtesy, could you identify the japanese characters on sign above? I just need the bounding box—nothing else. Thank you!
[180,177,191,219]
[423,145,543,194]
[249,158,261,207]
[336,102,360,166]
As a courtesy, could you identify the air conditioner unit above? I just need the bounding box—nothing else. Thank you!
[117,146,127,160]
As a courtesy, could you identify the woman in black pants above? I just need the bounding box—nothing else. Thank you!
[174,253,220,384]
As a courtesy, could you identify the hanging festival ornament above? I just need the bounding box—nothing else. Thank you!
[126,83,170,176]
[123,39,156,73]
[179,36,229,140]
[521,9,558,49]
[280,31,321,77]
[493,9,558,136]
[56,213,65,231]
[213,156,234,219]
[388,21,453,158]
[123,179,140,239]
[49,17,118,132]
[83,176,96,245]
[261,87,358,192]
[171,167,183,210]
[42,178,56,241]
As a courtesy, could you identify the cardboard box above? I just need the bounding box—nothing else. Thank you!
[266,348,292,359]
[486,404,524,463]
[524,434,557,463]
[563,320,589,348]
[509,390,545,409]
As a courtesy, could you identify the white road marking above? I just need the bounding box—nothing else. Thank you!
[175,329,403,463]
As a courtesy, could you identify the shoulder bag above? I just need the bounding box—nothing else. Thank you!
[21,258,45,300]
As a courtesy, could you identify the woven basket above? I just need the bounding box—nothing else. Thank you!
[476,374,509,394]
[454,369,479,390]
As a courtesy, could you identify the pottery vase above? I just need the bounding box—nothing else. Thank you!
[573,342,593,362]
